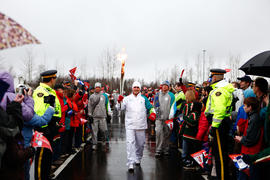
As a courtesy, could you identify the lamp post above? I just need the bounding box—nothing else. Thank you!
[203,49,206,82]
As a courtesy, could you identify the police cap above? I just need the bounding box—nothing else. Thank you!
[63,80,71,86]
[210,69,226,76]
[40,70,57,79]
[187,82,196,87]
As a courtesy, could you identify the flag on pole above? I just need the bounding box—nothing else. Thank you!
[69,67,77,75]
[31,131,52,152]
[180,69,185,78]
[80,118,88,125]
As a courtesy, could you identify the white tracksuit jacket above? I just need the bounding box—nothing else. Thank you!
[116,93,155,166]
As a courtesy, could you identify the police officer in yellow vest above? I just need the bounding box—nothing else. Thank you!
[33,70,61,180]
[205,69,235,180]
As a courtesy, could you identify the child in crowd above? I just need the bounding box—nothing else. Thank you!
[181,90,202,168]
[235,97,263,180]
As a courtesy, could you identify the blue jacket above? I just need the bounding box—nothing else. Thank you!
[22,107,55,147]
[233,105,248,134]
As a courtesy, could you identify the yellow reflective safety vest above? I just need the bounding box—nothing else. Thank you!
[33,83,61,118]
[175,91,186,110]
[205,80,234,128]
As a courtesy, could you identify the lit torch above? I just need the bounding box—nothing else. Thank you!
[117,48,127,95]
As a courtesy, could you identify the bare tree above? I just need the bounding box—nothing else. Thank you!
[80,57,87,79]
[21,48,35,83]
[195,54,201,83]
[170,65,178,84]
[99,47,119,80]
[228,54,241,82]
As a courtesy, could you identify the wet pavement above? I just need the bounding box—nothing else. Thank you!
[56,116,205,180]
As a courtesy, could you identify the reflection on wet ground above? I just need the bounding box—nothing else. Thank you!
[57,116,205,180]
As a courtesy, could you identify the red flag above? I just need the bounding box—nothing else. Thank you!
[225,69,231,72]
[69,67,77,75]
[69,73,77,81]
[180,69,185,78]
[80,118,88,125]
[31,131,52,152]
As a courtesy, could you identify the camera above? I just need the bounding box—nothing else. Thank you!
[44,95,55,104]
[17,84,29,95]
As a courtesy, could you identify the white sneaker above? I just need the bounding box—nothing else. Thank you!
[92,145,97,150]
[128,164,134,172]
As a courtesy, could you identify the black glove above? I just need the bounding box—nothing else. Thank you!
[78,90,84,96]
[88,116,94,124]
[44,95,55,107]
[179,77,183,85]
[209,126,217,137]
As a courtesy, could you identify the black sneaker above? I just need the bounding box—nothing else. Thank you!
[135,160,141,166]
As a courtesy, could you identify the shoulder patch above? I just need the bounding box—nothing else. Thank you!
[37,93,44,97]
[215,92,222,96]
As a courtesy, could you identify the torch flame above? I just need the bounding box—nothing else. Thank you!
[118,48,127,76]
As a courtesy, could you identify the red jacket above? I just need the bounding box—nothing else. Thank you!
[74,93,88,120]
[239,119,264,155]
[66,98,79,127]
[56,91,68,132]
[196,111,209,142]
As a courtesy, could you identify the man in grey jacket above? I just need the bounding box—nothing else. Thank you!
[88,82,111,150]
[154,80,175,158]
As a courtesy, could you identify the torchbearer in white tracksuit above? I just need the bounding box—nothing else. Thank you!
[116,81,156,172]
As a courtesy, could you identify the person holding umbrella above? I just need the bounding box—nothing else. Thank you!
[116,81,156,172]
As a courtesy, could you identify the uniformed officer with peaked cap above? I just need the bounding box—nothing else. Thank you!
[33,70,61,180]
[205,68,234,180]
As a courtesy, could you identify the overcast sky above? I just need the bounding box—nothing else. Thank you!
[1,0,270,83]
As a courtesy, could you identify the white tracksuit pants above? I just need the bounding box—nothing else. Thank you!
[126,129,146,166]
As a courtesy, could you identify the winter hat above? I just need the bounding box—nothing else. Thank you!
[161,80,170,87]
[132,81,141,89]
[95,82,101,88]
[244,89,256,98]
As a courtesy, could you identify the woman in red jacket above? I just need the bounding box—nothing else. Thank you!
[66,89,79,154]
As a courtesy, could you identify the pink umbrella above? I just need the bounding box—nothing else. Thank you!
[0,12,40,50]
